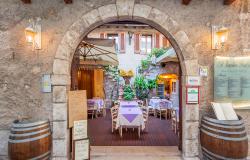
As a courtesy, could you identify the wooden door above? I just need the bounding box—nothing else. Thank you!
[78,70,94,99]
[93,69,104,98]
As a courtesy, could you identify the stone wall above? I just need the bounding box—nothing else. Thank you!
[0,0,249,159]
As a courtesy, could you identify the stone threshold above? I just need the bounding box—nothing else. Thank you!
[90,146,182,160]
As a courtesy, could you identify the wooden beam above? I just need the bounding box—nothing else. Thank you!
[21,0,31,4]
[182,0,192,5]
[64,0,73,4]
[224,0,236,5]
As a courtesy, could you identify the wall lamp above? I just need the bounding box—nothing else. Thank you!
[25,18,41,50]
[128,31,134,45]
[212,25,229,50]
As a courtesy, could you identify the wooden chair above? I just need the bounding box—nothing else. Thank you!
[171,108,179,135]
[111,105,119,133]
[98,99,107,117]
[145,99,155,116]
[156,101,167,120]
[87,102,97,119]
[141,105,149,132]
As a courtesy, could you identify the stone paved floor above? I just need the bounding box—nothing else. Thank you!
[90,146,182,160]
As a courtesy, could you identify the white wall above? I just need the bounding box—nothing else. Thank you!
[87,27,168,75]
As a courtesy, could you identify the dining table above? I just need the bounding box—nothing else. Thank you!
[116,101,145,138]
[87,98,104,111]
[149,98,173,110]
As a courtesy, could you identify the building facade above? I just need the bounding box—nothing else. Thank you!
[0,0,250,159]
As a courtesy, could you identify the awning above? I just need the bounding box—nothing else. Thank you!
[156,48,178,64]
[76,38,119,66]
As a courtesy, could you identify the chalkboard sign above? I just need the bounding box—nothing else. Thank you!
[214,56,250,102]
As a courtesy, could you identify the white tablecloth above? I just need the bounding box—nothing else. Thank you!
[87,99,104,111]
[116,107,145,130]
[149,99,173,109]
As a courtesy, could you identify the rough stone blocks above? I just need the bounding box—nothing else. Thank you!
[53,86,67,103]
[52,121,67,139]
[116,0,135,18]
[53,103,67,121]
[98,4,117,21]
[133,4,152,19]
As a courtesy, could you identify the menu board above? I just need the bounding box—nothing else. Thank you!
[74,139,89,160]
[73,120,87,140]
[214,56,250,102]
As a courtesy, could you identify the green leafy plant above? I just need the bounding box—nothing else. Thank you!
[151,48,168,58]
[148,79,157,90]
[134,75,149,100]
[123,85,135,101]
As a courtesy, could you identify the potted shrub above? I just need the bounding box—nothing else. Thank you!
[123,85,135,101]
[134,75,149,100]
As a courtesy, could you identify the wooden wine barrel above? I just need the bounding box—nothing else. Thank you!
[8,120,52,160]
[200,116,248,160]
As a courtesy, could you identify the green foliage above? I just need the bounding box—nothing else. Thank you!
[151,48,167,58]
[134,75,149,100]
[123,85,135,101]
[141,59,150,70]
[148,79,157,90]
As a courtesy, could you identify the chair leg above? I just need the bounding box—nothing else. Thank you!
[138,126,140,138]
[112,122,114,133]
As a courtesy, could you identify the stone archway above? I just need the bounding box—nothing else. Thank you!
[52,2,199,160]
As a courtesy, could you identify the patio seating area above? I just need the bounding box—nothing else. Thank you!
[87,100,179,146]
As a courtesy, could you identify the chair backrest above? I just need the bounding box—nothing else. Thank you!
[145,99,148,107]
[159,101,166,109]
[141,106,149,121]
[111,105,119,118]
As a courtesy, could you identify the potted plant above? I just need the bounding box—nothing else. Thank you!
[148,78,157,98]
[123,85,135,101]
[134,75,149,100]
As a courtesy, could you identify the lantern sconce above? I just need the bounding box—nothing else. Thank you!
[25,17,41,50]
[128,31,134,45]
[212,25,229,50]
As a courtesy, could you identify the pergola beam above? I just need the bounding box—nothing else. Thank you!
[182,0,192,5]
[224,0,236,5]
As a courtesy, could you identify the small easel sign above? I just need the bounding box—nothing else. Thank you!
[73,120,90,160]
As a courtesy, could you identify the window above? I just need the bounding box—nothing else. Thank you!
[107,33,119,52]
[172,81,177,93]
[140,34,152,54]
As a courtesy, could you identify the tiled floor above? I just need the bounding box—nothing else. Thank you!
[90,146,182,160]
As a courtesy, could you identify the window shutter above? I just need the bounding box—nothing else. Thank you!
[120,32,125,53]
[100,33,105,38]
[155,33,160,48]
[163,37,169,48]
[134,33,140,54]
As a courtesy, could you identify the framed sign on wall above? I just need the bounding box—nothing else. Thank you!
[186,86,199,104]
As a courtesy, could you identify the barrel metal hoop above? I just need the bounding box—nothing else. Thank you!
[11,123,49,131]
[201,124,247,135]
[202,147,247,160]
[28,151,51,160]
[201,128,248,141]
[12,120,49,128]
[202,119,245,129]
[9,128,50,137]
[8,132,51,143]
[203,116,243,126]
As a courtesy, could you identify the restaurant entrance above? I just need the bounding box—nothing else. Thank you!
[52,4,200,159]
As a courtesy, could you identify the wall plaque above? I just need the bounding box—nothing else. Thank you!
[214,56,250,102]
[186,86,199,104]
[41,74,51,93]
